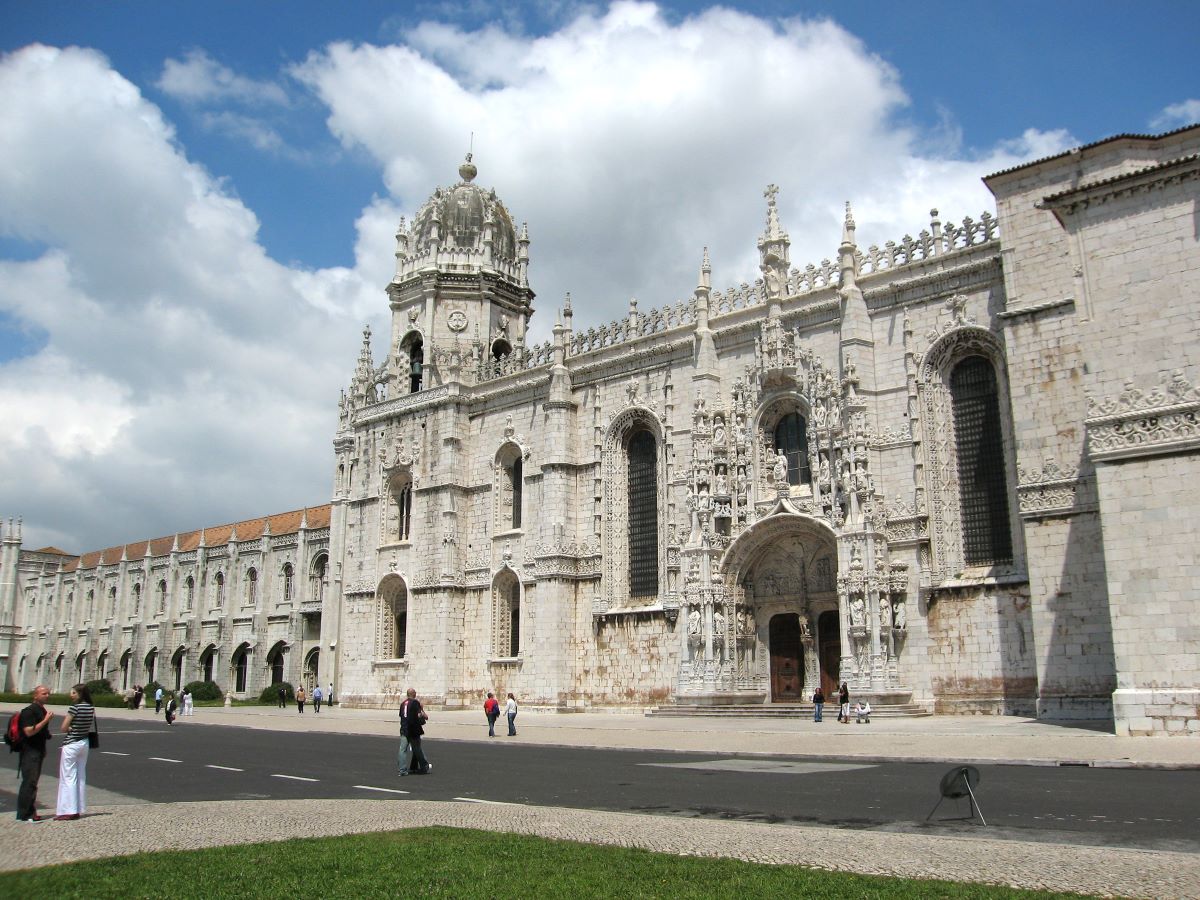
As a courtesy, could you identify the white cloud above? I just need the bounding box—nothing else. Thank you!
[293,2,1072,343]
[158,48,289,107]
[0,45,360,552]
[0,7,1080,554]
[1151,99,1200,131]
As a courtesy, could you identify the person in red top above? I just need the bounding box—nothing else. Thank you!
[484,692,500,737]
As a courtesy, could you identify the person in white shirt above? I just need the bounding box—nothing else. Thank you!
[504,693,518,736]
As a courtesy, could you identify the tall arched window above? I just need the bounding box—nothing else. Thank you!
[86,589,94,620]
[773,412,811,486]
[185,576,195,610]
[132,583,142,618]
[310,554,328,605]
[495,445,524,531]
[215,572,226,607]
[951,356,1013,565]
[627,428,659,599]
[282,564,294,604]
[405,337,424,394]
[158,580,167,614]
[492,572,521,658]
[231,645,248,693]
[108,586,116,618]
[246,568,258,605]
[378,576,408,659]
[387,473,413,542]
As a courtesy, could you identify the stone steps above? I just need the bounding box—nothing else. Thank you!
[645,702,932,719]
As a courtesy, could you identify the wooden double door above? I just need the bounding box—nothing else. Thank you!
[769,610,841,701]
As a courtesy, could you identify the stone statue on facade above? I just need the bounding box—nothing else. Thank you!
[849,595,865,627]
[773,450,788,486]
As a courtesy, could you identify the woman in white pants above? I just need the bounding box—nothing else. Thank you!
[55,683,95,820]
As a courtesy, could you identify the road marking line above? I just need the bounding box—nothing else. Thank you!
[354,785,409,795]
[101,751,129,756]
[453,797,519,806]
[207,765,244,772]
[148,757,182,763]
[271,774,318,782]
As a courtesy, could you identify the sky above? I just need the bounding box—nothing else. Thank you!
[2,1,1197,555]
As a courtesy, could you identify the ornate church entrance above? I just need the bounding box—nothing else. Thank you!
[769,613,803,700]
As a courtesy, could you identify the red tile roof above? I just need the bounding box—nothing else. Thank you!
[55,504,332,574]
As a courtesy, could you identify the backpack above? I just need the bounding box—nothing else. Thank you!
[4,711,23,752]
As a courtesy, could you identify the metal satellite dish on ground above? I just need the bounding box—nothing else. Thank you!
[925,764,986,826]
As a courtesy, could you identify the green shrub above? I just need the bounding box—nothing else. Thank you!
[183,680,223,701]
[260,681,293,703]
[85,678,115,695]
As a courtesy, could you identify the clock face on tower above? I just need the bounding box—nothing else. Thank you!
[447,310,468,332]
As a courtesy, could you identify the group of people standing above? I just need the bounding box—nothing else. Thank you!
[279,683,333,713]
[14,683,96,822]
[483,692,518,737]
[810,683,870,723]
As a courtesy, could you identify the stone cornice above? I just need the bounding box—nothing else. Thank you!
[862,254,1001,308]
[998,296,1075,320]
[1037,153,1200,219]
[1086,370,1200,463]
[1016,459,1096,519]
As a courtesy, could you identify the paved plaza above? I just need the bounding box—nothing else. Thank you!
[2,703,1198,896]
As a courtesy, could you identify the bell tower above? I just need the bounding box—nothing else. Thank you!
[385,155,534,390]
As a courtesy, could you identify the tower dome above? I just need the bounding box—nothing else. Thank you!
[407,154,519,261]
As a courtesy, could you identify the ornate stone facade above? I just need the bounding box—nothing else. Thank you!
[4,126,1198,736]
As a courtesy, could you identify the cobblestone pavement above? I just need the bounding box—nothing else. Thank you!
[2,703,1197,896]
[1,798,1198,898]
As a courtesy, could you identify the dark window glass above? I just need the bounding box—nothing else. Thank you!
[511,457,522,529]
[773,412,810,485]
[627,429,659,598]
[509,582,520,657]
[951,357,1013,565]
[396,610,407,659]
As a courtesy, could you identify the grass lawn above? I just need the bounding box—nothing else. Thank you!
[0,826,1093,899]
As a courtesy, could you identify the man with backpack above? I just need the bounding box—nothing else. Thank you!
[13,685,54,821]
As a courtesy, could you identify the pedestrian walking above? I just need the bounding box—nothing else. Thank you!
[14,684,53,821]
[400,688,431,774]
[154,686,163,714]
[397,693,412,775]
[838,682,850,724]
[133,685,143,709]
[484,692,500,737]
[277,685,287,708]
[812,686,825,722]
[312,684,323,713]
[505,692,518,736]
[165,693,177,726]
[55,683,95,820]
[296,686,307,713]
[183,688,194,716]
[327,682,334,707]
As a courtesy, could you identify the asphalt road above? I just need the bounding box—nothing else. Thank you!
[4,722,1198,852]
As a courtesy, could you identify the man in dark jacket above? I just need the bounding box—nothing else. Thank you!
[400,688,431,774]
[16,685,54,821]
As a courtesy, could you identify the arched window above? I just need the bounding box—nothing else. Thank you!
[267,642,287,685]
[120,649,131,690]
[403,336,424,394]
[231,645,248,693]
[158,580,167,614]
[96,651,107,681]
[109,586,117,618]
[144,648,157,684]
[185,576,195,610]
[215,572,225,607]
[495,445,523,531]
[246,568,258,605]
[492,574,521,658]
[378,577,408,659]
[75,651,87,683]
[951,356,1013,565]
[627,428,659,598]
[310,555,328,605]
[132,583,142,618]
[282,564,294,604]
[388,473,413,542]
[773,412,811,486]
[199,645,216,683]
[171,647,185,690]
[86,589,94,620]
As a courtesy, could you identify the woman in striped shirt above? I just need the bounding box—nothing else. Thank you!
[55,683,95,821]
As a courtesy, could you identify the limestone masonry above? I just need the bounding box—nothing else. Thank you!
[3,126,1198,736]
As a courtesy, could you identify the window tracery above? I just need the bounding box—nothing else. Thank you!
[492,571,521,657]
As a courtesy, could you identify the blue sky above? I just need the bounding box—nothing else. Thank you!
[1,1,1197,553]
